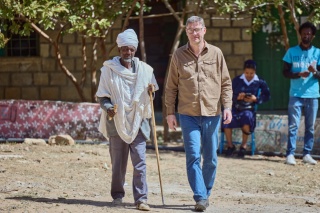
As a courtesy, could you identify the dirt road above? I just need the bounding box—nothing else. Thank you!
[1,143,319,212]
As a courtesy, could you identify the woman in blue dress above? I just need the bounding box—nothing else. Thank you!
[222,60,271,157]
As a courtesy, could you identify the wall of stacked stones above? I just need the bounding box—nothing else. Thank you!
[0,14,252,102]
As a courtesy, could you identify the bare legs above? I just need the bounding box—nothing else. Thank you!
[224,124,250,148]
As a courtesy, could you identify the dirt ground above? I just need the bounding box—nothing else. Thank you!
[1,142,320,213]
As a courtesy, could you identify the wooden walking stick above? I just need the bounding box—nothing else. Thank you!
[149,85,165,205]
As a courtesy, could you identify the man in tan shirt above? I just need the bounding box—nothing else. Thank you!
[165,16,232,211]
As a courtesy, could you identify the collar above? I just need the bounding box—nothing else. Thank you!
[299,44,313,51]
[183,41,208,52]
[240,74,259,86]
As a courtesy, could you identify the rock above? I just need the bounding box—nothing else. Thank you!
[267,171,275,176]
[24,138,47,146]
[0,145,14,152]
[0,155,23,159]
[48,135,75,146]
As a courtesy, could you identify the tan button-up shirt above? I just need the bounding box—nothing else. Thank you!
[165,42,232,116]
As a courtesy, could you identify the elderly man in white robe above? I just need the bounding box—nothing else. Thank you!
[96,29,158,211]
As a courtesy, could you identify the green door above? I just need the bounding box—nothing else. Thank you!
[253,29,291,110]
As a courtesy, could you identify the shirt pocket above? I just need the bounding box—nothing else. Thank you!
[202,60,217,78]
[180,60,196,79]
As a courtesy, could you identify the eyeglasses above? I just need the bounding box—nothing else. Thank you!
[186,27,203,34]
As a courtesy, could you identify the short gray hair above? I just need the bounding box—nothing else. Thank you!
[186,16,205,27]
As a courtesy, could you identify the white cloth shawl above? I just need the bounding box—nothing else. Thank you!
[96,56,158,143]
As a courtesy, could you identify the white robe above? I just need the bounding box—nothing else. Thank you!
[96,56,158,143]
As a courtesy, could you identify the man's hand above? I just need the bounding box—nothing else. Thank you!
[223,108,232,124]
[308,65,316,74]
[166,114,177,131]
[107,107,117,118]
[299,70,310,78]
[148,84,155,93]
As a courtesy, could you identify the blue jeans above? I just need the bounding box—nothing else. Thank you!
[287,97,318,156]
[179,114,220,202]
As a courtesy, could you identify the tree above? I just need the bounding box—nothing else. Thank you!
[0,0,137,101]
[208,0,320,50]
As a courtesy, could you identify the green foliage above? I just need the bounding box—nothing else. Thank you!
[206,0,320,46]
[0,0,137,47]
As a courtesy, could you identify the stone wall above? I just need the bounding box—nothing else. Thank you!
[0,18,123,102]
[203,14,252,79]
[0,15,252,106]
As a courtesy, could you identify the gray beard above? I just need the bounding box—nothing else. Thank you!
[123,58,132,63]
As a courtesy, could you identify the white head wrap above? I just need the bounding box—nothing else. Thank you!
[116,29,139,49]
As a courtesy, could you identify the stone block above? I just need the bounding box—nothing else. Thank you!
[11,73,33,86]
[19,59,42,72]
[225,56,244,69]
[0,73,10,86]
[242,28,252,40]
[42,58,57,72]
[63,33,76,43]
[21,87,39,100]
[24,138,47,146]
[50,44,67,57]
[58,44,67,57]
[112,29,121,43]
[40,44,50,58]
[67,72,82,86]
[5,87,21,99]
[40,87,59,100]
[75,61,86,72]
[85,43,94,58]
[68,44,82,57]
[112,18,122,29]
[0,58,41,72]
[0,88,4,99]
[42,30,59,43]
[212,15,231,27]
[203,14,211,27]
[59,58,75,71]
[205,28,220,41]
[228,70,237,79]
[232,16,252,27]
[212,42,232,55]
[83,86,93,101]
[60,86,81,102]
[234,42,252,55]
[34,73,49,85]
[48,134,75,146]
[50,73,67,86]
[222,29,241,41]
[109,47,119,58]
